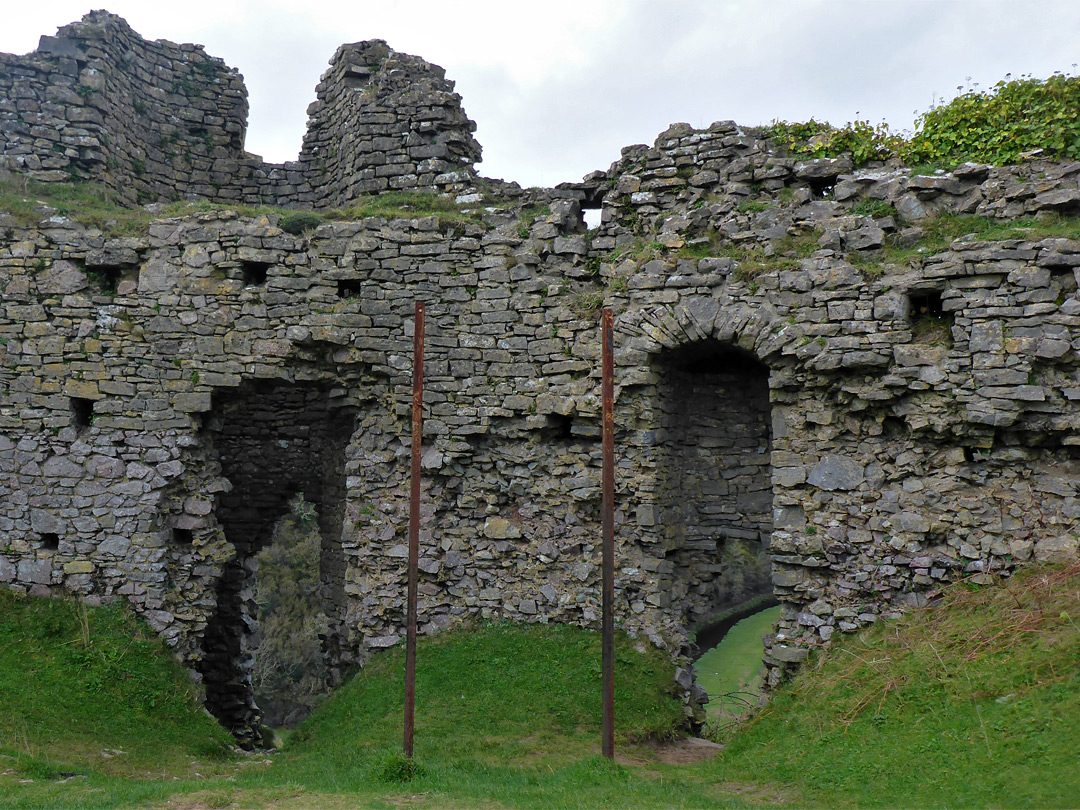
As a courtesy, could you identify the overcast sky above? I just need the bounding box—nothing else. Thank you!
[3,2,1078,188]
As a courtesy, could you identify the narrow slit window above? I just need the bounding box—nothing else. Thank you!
[71,397,95,430]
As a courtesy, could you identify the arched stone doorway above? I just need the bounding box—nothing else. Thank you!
[653,339,775,635]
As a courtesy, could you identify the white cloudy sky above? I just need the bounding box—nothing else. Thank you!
[3,2,1078,188]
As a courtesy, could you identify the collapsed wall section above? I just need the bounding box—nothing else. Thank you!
[197,379,357,744]
[0,12,484,208]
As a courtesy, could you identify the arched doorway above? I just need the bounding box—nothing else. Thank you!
[653,339,775,633]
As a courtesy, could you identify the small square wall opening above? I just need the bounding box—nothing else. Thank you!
[71,397,95,430]
[241,261,270,287]
[172,528,194,546]
[39,532,60,550]
[88,266,123,295]
[337,280,364,299]
[908,289,944,319]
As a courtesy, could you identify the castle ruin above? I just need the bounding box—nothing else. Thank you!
[3,12,1079,744]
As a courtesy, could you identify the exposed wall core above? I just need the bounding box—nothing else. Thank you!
[655,341,774,631]
[198,380,356,745]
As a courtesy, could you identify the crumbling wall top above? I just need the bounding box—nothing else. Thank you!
[0,12,483,208]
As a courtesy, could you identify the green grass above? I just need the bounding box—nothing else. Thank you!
[0,179,484,237]
[1,563,1078,808]
[695,605,781,721]
[850,211,1080,277]
[0,590,237,808]
[713,562,1080,808]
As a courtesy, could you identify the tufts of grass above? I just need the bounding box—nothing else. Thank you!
[851,198,898,219]
[278,211,324,235]
[736,199,770,214]
[855,211,1080,276]
[336,190,484,228]
[572,291,605,318]
[911,315,954,346]
[0,180,484,237]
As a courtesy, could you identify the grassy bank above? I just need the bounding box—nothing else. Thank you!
[714,561,1080,808]
[1,562,1078,808]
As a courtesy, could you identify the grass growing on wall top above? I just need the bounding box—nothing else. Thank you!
[0,178,486,236]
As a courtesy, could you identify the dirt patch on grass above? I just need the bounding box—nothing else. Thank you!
[618,736,725,766]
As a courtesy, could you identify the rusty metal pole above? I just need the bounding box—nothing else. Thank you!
[601,308,615,760]
[404,301,424,759]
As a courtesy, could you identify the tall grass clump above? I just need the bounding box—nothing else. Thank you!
[714,562,1080,808]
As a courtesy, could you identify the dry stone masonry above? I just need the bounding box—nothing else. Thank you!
[0,11,481,207]
[3,13,1080,743]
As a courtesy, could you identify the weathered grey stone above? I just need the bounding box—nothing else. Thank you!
[0,12,1078,746]
[483,517,521,540]
[1034,535,1079,563]
[30,509,65,535]
[807,456,865,491]
[770,645,809,663]
[17,559,52,585]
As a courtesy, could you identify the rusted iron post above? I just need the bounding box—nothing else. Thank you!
[601,308,615,760]
[404,301,424,759]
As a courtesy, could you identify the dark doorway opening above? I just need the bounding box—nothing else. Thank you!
[198,379,356,746]
[654,340,775,630]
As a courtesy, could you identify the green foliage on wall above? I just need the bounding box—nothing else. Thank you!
[252,498,331,728]
[765,118,901,165]
[906,72,1080,166]
[767,71,1080,168]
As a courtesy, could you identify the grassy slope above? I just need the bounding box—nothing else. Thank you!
[0,591,237,809]
[710,561,1080,808]
[243,623,714,809]
[1,563,1078,808]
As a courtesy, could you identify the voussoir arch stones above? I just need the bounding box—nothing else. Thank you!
[617,296,794,365]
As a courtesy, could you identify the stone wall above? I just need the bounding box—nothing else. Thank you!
[296,40,482,206]
[0,11,247,204]
[0,12,483,208]
[2,14,1080,742]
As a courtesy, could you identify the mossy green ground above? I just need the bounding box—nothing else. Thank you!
[695,605,781,719]
[2,562,1078,808]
